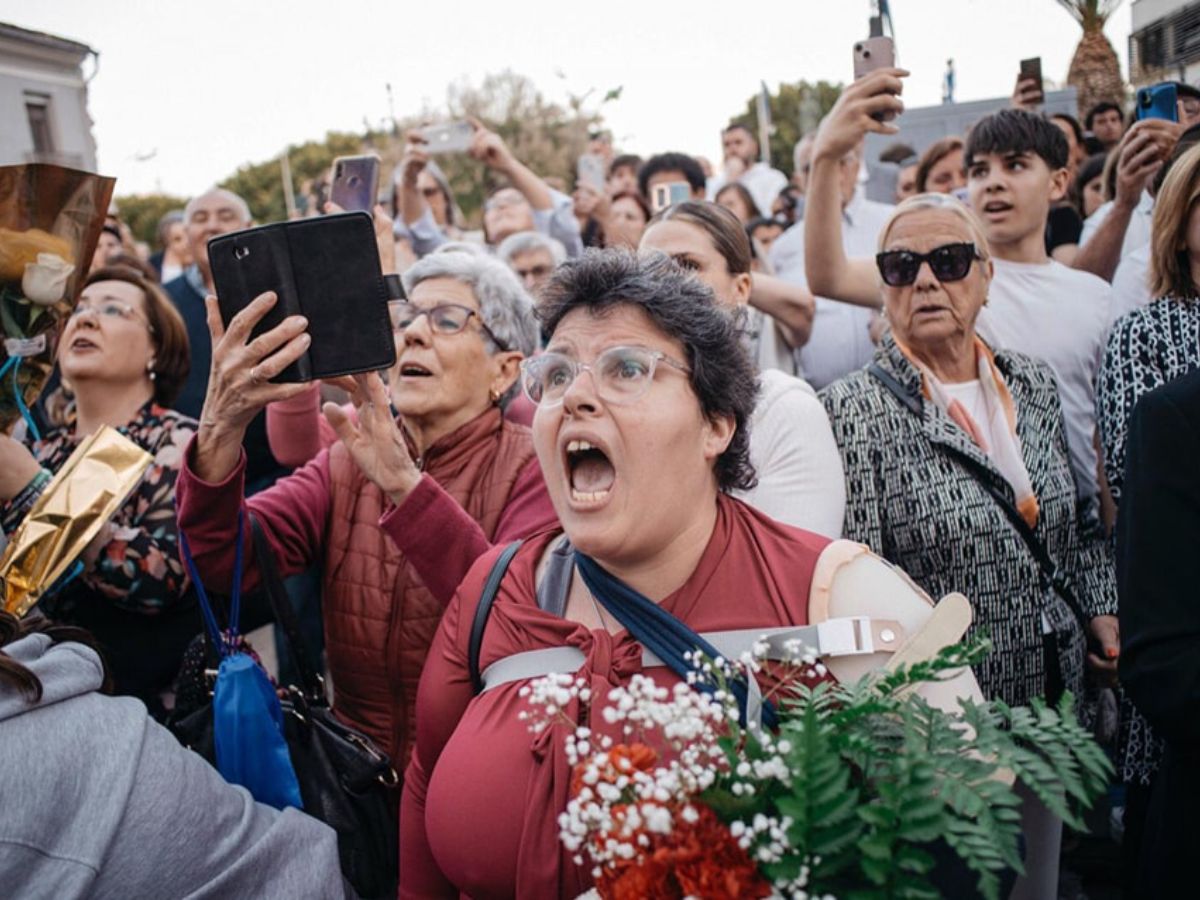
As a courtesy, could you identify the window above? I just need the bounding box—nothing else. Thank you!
[25,93,55,155]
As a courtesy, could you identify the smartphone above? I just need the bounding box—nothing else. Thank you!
[577,153,607,191]
[1019,57,1044,105]
[853,36,895,80]
[651,181,692,213]
[854,37,897,122]
[209,213,395,383]
[419,121,474,154]
[1136,83,1179,122]
[329,155,381,213]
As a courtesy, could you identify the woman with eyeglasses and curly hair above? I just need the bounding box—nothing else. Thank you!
[0,265,199,711]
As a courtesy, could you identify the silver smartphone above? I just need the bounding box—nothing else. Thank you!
[419,121,474,154]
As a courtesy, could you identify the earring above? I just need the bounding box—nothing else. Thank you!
[489,388,501,405]
[147,360,157,382]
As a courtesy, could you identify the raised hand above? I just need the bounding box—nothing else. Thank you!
[193,292,311,481]
[323,371,421,504]
[812,68,907,163]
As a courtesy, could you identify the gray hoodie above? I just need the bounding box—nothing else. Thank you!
[0,634,350,898]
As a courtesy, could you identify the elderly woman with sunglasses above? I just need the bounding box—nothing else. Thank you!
[174,250,556,771]
[0,265,199,710]
[821,195,1117,896]
[821,192,1117,710]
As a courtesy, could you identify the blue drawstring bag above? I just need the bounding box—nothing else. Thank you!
[179,510,302,810]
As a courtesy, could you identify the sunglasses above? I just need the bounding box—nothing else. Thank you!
[875,242,982,287]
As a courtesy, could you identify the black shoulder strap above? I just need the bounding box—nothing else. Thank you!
[867,363,1096,642]
[867,362,922,416]
[247,512,326,700]
[468,541,524,694]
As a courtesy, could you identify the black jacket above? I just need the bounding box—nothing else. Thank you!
[1118,366,1200,895]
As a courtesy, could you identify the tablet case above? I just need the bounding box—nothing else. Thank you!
[209,212,395,382]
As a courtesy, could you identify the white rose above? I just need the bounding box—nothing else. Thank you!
[22,253,75,306]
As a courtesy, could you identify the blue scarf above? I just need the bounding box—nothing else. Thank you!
[574,552,777,728]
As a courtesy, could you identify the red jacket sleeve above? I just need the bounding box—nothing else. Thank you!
[174,435,333,593]
[399,548,503,898]
[264,383,339,469]
[379,455,556,605]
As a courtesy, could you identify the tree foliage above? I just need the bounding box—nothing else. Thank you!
[727,80,843,179]
[112,70,616,231]
[1055,1,1126,117]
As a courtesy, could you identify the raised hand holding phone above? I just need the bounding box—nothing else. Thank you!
[812,67,907,163]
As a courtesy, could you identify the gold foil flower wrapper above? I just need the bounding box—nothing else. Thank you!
[1,425,151,618]
[0,164,115,434]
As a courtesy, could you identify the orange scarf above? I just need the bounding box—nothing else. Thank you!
[896,337,1039,527]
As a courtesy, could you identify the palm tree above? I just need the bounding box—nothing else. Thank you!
[1056,1,1126,118]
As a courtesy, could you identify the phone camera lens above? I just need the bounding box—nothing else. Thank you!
[234,245,250,260]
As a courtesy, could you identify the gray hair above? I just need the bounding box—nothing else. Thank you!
[495,231,567,266]
[183,188,251,225]
[401,250,540,405]
[876,192,991,262]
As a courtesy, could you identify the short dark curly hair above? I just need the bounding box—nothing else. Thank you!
[537,249,758,493]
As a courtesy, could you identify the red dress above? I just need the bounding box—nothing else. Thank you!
[400,494,829,898]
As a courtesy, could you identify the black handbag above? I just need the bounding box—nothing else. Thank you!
[170,514,398,898]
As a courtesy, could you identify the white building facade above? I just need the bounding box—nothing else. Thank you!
[0,22,97,170]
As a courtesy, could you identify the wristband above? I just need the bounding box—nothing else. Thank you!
[2,466,52,534]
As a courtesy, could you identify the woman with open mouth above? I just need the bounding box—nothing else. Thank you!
[400,250,854,898]
[175,250,557,779]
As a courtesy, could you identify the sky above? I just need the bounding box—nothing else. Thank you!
[3,0,1133,198]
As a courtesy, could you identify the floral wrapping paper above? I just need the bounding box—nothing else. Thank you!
[0,164,115,434]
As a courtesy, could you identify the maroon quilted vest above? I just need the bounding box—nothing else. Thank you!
[321,408,536,769]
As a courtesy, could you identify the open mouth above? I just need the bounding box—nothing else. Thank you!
[565,438,616,505]
[70,337,99,351]
[399,362,433,378]
[981,200,1012,215]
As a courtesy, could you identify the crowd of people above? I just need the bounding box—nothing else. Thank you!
[3,58,1200,899]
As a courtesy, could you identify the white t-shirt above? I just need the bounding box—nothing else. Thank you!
[976,258,1113,500]
[1079,191,1154,260]
[770,189,894,390]
[1110,243,1153,324]
[707,162,789,220]
[733,368,846,538]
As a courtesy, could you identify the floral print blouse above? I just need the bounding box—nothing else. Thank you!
[2,402,197,615]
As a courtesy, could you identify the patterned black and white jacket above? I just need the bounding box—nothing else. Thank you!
[1096,296,1200,785]
[820,335,1117,708]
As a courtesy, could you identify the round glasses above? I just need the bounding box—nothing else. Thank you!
[875,242,982,287]
[520,345,690,407]
[388,301,508,350]
[69,300,154,332]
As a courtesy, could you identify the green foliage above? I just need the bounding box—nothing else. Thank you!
[220,131,366,225]
[727,80,843,178]
[700,639,1112,900]
[114,193,190,248]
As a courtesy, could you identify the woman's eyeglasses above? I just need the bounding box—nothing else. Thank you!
[520,345,690,407]
[388,301,508,350]
[69,300,154,332]
[875,242,982,287]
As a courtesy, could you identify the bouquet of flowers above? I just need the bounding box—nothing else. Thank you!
[0,164,115,435]
[523,639,1110,900]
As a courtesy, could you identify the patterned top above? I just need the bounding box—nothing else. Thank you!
[821,335,1116,709]
[2,402,197,616]
[1096,296,1200,785]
